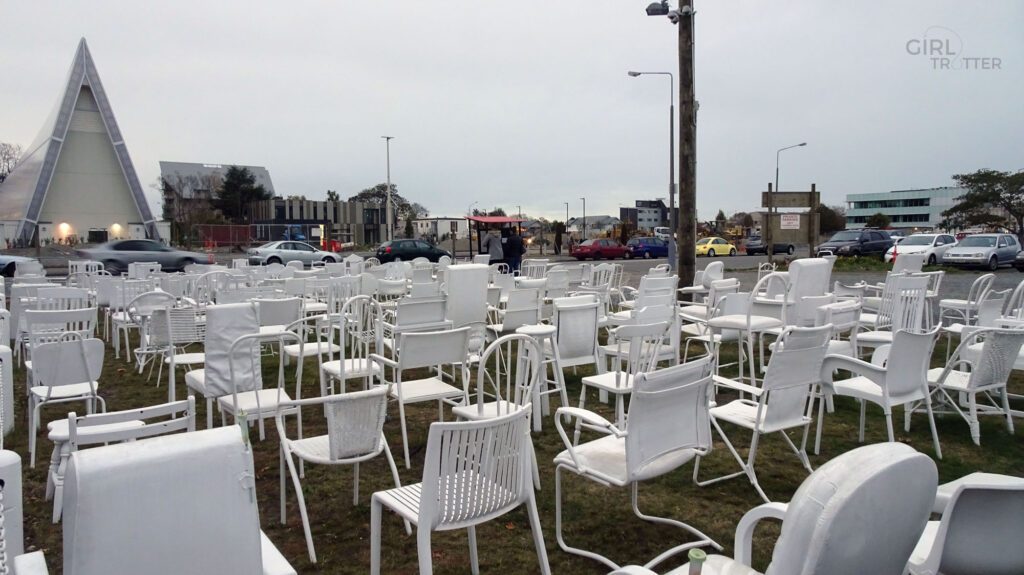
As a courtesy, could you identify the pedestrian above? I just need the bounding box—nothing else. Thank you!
[481,229,504,265]
[506,228,525,272]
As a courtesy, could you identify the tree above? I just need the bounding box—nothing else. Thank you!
[816,204,846,234]
[326,189,339,202]
[157,174,226,247]
[488,208,507,217]
[741,213,755,229]
[212,166,272,224]
[286,195,307,201]
[942,169,1024,240]
[404,218,414,238]
[866,212,891,229]
[715,209,726,222]
[0,142,23,183]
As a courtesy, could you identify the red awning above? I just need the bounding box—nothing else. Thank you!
[465,216,526,224]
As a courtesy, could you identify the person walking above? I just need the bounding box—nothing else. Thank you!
[506,228,525,273]
[481,229,504,265]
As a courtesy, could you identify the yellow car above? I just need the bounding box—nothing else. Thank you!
[695,236,737,257]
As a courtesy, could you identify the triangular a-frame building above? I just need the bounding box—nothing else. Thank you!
[0,38,159,244]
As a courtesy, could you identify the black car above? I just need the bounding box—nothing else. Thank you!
[816,229,893,258]
[375,239,451,264]
[1014,250,1024,273]
[744,236,795,256]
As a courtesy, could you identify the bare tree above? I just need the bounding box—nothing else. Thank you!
[157,172,226,247]
[0,142,24,183]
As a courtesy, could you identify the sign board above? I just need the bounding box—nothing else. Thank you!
[311,226,322,238]
[762,192,820,209]
[780,214,800,230]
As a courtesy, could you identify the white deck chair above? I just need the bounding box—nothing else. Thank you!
[554,358,719,572]
[370,408,549,575]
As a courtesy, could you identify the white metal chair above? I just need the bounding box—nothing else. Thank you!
[320,295,384,394]
[924,327,1024,446]
[219,330,303,441]
[706,273,788,385]
[23,307,97,389]
[581,320,668,427]
[821,327,943,458]
[370,407,549,575]
[939,272,994,326]
[452,333,542,422]
[149,306,206,402]
[695,325,832,502]
[277,386,406,564]
[554,358,719,572]
[185,302,260,429]
[370,327,471,468]
[615,443,938,575]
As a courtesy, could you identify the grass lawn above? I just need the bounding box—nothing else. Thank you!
[10,331,1024,574]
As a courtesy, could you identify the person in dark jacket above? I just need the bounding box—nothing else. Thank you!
[506,228,525,272]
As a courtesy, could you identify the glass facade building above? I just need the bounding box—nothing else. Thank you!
[845,187,963,229]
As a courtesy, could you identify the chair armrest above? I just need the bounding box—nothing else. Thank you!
[734,502,788,566]
[13,551,50,575]
[368,353,399,370]
[554,407,623,476]
[712,375,763,397]
[821,354,887,387]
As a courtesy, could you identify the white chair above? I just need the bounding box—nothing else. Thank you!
[554,359,719,571]
[822,327,943,458]
[614,443,937,575]
[185,302,261,429]
[15,259,45,277]
[277,386,405,564]
[908,473,1024,575]
[856,274,929,351]
[370,327,471,468]
[14,426,296,575]
[486,288,540,339]
[126,291,178,375]
[925,327,1024,446]
[286,260,304,271]
[320,295,384,394]
[939,272,994,326]
[695,325,831,502]
[149,306,205,402]
[679,260,723,302]
[46,397,196,522]
[219,331,302,441]
[27,334,106,468]
[892,252,927,273]
[255,297,304,340]
[706,273,788,385]
[581,320,668,427]
[370,407,549,575]
[619,275,678,311]
[380,296,451,357]
[940,288,1007,357]
[452,333,542,422]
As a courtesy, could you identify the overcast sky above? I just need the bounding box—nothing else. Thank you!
[1,1,1021,222]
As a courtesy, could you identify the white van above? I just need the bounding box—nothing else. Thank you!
[654,227,672,241]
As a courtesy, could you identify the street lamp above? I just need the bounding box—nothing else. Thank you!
[467,200,478,215]
[628,70,676,270]
[382,136,394,241]
[765,142,806,263]
[580,197,587,238]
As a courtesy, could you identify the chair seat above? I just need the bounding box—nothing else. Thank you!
[599,342,676,359]
[47,418,144,442]
[217,388,293,414]
[184,369,208,394]
[375,472,517,524]
[303,301,328,314]
[554,434,698,486]
[926,367,975,391]
[286,435,332,461]
[166,352,205,365]
[939,298,970,310]
[678,304,708,318]
[321,358,381,378]
[283,341,341,358]
[712,398,809,434]
[856,330,893,346]
[941,323,969,335]
[390,377,464,403]
[706,314,782,332]
[30,383,99,400]
[826,339,855,357]
[451,401,523,421]
[581,372,636,394]
[832,376,926,404]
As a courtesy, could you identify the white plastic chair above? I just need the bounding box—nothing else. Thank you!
[892,252,927,273]
[554,358,719,571]
[613,443,938,575]
[855,274,928,351]
[695,325,832,502]
[821,327,943,458]
[939,272,994,326]
[679,260,723,302]
[277,386,405,564]
[486,288,540,339]
[370,407,549,575]
[370,327,471,468]
[185,302,261,429]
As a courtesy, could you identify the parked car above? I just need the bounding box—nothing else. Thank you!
[815,229,893,258]
[695,237,736,257]
[573,238,628,260]
[77,240,211,274]
[883,233,957,265]
[653,227,672,241]
[1014,250,1024,273]
[941,233,1020,271]
[0,253,41,277]
[248,241,341,267]
[625,237,668,259]
[744,236,795,256]
[375,239,451,264]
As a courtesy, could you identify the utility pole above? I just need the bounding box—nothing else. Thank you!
[382,136,394,241]
[677,0,696,287]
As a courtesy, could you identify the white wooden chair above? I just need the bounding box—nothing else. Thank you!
[370,407,549,575]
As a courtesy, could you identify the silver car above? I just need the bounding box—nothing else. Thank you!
[77,240,211,274]
[941,233,1020,271]
[247,241,340,267]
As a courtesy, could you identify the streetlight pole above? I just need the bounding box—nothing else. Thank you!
[768,142,807,262]
[382,136,394,241]
[628,70,675,270]
[580,197,587,239]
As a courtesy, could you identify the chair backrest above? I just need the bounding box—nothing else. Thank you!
[410,281,443,298]
[193,271,233,305]
[892,252,926,273]
[971,288,1009,328]
[36,287,90,310]
[790,294,835,327]
[471,334,542,417]
[444,264,489,328]
[472,254,490,265]
[759,325,832,431]
[149,306,204,348]
[61,426,267,575]
[501,288,541,332]
[1005,278,1024,319]
[520,259,548,279]
[286,260,304,270]
[706,278,741,308]
[392,296,448,331]
[322,387,390,460]
[815,300,862,339]
[24,308,97,351]
[625,358,713,482]
[396,327,470,370]
[545,268,569,299]
[68,397,196,450]
[157,275,191,300]
[967,273,996,305]
[327,275,361,313]
[110,279,156,311]
[327,296,383,391]
[127,291,178,323]
[701,261,724,289]
[786,258,832,301]
[750,272,791,325]
[757,262,777,282]
[607,322,669,386]
[763,443,936,575]
[202,303,261,397]
[882,328,939,398]
[962,328,1024,391]
[343,254,365,276]
[922,480,1024,575]
[14,260,45,277]
[411,265,433,284]
[553,296,601,367]
[0,344,12,438]
[32,335,104,389]
[889,274,928,333]
[254,297,303,327]
[418,407,532,530]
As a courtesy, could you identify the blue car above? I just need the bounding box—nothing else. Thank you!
[625,237,669,259]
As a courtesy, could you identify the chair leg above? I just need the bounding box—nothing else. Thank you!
[467,526,480,575]
[279,445,287,524]
[693,418,757,497]
[206,397,214,429]
[370,498,383,575]
[631,482,723,569]
[525,492,552,575]
[782,429,813,473]
[1002,387,1015,434]
[554,465,621,571]
[353,462,360,505]
[416,527,434,575]
[884,409,895,442]
[969,392,981,446]
[924,395,943,459]
[283,446,316,564]
[814,392,826,455]
[858,400,867,443]
[399,401,411,468]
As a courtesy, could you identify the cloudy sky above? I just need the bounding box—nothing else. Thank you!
[1,1,1021,222]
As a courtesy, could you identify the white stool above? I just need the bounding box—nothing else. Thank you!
[515,324,569,432]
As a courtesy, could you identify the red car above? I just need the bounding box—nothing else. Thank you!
[573,238,628,260]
